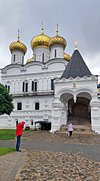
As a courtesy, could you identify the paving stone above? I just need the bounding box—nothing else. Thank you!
[15,151,100,181]
[22,130,100,145]
[0,131,100,181]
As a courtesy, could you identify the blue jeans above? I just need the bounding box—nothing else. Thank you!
[16,135,21,151]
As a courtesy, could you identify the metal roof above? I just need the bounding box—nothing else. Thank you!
[61,49,92,79]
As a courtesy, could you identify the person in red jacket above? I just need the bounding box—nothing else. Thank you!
[16,121,25,152]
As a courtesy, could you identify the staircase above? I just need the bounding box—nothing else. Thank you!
[59,118,96,135]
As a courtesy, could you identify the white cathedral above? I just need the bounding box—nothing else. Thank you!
[0,27,100,134]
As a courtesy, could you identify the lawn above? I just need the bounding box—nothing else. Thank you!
[0,129,15,140]
[0,147,15,156]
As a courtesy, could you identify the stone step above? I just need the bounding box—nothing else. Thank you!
[68,117,90,123]
[59,124,96,134]
[56,131,96,135]
[60,125,91,131]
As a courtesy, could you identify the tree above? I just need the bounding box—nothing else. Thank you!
[0,83,13,115]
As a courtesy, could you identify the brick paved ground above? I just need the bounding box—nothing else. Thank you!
[15,151,100,181]
[0,131,100,181]
[22,130,100,145]
[0,150,27,181]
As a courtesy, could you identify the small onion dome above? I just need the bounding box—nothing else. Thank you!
[26,58,33,64]
[97,84,100,88]
[9,40,27,54]
[26,54,36,64]
[64,53,71,62]
[9,30,27,54]
[49,35,66,48]
[31,30,50,50]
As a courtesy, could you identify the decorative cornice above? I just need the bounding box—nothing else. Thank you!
[55,75,98,84]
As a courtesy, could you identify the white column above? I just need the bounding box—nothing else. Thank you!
[90,95,100,134]
[60,102,67,125]
[50,97,62,132]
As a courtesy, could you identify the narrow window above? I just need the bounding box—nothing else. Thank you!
[14,54,15,61]
[23,82,25,92]
[35,82,37,91]
[32,81,37,91]
[35,102,39,110]
[51,79,54,90]
[26,82,28,92]
[23,82,28,92]
[5,85,7,90]
[5,85,10,92]
[22,56,24,64]
[8,85,10,92]
[55,49,57,57]
[32,81,34,91]
[17,102,22,110]
[42,53,44,63]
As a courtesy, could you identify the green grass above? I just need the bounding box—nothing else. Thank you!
[0,129,15,140]
[0,147,15,156]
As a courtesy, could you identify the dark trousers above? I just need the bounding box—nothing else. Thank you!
[16,135,21,151]
[69,131,73,137]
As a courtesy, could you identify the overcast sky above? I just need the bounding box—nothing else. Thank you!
[0,0,100,77]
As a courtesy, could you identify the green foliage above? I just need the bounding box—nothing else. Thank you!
[0,83,13,115]
[0,147,15,156]
[0,129,15,140]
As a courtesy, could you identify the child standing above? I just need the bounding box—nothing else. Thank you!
[68,122,73,137]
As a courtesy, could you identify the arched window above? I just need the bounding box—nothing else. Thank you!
[32,81,37,91]
[22,81,28,92]
[42,53,44,63]
[55,49,57,57]
[51,79,54,90]
[22,56,24,64]
[5,82,10,92]
[14,54,15,61]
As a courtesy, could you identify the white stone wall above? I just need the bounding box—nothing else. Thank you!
[50,75,100,134]
[54,76,98,97]
[2,60,67,94]
[90,96,100,134]
[50,45,64,59]
[33,47,50,63]
[0,58,67,129]
[0,95,54,129]
[11,50,24,64]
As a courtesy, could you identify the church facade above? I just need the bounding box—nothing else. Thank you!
[0,28,100,134]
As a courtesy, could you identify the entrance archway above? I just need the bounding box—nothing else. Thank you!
[59,90,92,125]
[68,96,91,125]
[73,103,88,118]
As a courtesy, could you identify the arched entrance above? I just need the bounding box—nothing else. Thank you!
[60,91,91,125]
[73,103,88,118]
[68,97,91,124]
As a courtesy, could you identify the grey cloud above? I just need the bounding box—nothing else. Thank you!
[0,0,100,75]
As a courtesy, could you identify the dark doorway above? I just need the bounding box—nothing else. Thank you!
[35,121,51,131]
[72,103,88,118]
[68,97,91,124]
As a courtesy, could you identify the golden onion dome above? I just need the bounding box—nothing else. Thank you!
[9,30,27,54]
[26,58,33,64]
[9,41,27,54]
[49,35,66,48]
[64,53,71,62]
[31,27,50,49]
[49,25,66,48]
